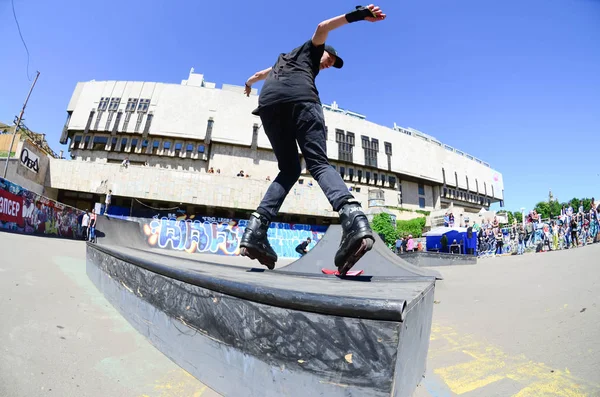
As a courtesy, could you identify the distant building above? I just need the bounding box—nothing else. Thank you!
[45,69,504,223]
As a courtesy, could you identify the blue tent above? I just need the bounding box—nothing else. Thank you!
[424,226,478,255]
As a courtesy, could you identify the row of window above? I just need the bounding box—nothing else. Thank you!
[85,108,154,135]
[441,167,494,197]
[331,164,397,189]
[71,134,205,157]
[442,187,491,206]
[334,129,393,169]
[98,97,150,113]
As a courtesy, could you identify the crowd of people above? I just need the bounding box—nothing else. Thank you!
[476,199,600,256]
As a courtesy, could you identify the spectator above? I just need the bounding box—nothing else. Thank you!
[570,217,579,247]
[395,237,403,254]
[208,167,215,174]
[81,210,90,241]
[237,170,245,177]
[89,209,97,243]
[406,235,414,252]
[105,190,112,215]
[295,237,311,257]
[495,230,503,255]
[121,158,130,168]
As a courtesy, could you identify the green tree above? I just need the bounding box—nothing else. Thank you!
[372,213,398,246]
[512,211,523,223]
[534,201,551,219]
[396,217,426,238]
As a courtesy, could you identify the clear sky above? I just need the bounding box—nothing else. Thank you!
[1,0,599,212]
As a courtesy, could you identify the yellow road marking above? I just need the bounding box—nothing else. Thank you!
[430,324,599,396]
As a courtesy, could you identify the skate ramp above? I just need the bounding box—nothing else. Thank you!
[87,216,437,397]
[279,225,442,280]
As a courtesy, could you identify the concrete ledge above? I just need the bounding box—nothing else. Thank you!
[87,243,435,397]
[401,251,477,267]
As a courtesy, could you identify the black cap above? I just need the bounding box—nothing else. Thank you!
[324,45,344,69]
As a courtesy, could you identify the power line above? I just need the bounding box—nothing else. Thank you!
[11,0,32,81]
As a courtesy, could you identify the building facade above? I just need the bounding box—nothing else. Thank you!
[51,69,504,223]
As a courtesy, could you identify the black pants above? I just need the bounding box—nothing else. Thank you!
[256,102,353,219]
[296,247,306,256]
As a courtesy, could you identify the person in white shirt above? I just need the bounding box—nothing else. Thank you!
[81,211,90,240]
[105,190,112,215]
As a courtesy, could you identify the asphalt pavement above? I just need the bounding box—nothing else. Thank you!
[1,231,599,397]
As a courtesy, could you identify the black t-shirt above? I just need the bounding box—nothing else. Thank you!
[257,40,324,112]
[296,240,309,250]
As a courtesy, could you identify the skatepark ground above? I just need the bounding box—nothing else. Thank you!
[1,231,599,397]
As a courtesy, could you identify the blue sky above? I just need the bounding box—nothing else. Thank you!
[1,0,599,212]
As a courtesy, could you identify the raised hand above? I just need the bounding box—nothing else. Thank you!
[364,4,386,22]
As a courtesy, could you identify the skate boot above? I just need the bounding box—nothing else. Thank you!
[334,200,375,275]
[239,212,278,269]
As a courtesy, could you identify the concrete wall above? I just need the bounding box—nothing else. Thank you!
[47,159,438,217]
[62,71,504,202]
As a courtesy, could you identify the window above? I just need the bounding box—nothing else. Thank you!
[186,143,194,154]
[126,98,138,112]
[163,141,171,154]
[442,168,446,185]
[388,176,396,189]
[418,183,425,196]
[362,136,378,167]
[92,136,108,151]
[98,97,109,111]
[84,135,91,148]
[336,130,354,162]
[119,138,128,152]
[444,145,453,152]
[123,112,132,131]
[365,171,371,183]
[374,173,378,184]
[72,135,82,149]
[419,197,426,208]
[142,139,149,153]
[348,168,354,180]
[143,113,153,134]
[251,124,259,150]
[152,140,160,154]
[105,111,114,131]
[205,118,214,144]
[111,137,118,150]
[381,174,385,184]
[197,144,205,153]
[94,111,103,131]
[131,138,139,152]
[174,142,182,156]
[443,187,447,197]
[134,113,144,132]
[384,142,392,155]
[339,166,346,178]
[108,97,120,111]
[113,111,122,133]
[137,99,150,113]
[357,169,363,181]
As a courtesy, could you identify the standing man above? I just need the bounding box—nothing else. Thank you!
[239,5,386,276]
[81,210,90,241]
[105,190,112,216]
[295,237,312,257]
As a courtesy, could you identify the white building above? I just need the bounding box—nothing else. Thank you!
[50,69,504,224]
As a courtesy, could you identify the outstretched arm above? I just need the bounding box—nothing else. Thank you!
[244,67,272,96]
[311,4,386,46]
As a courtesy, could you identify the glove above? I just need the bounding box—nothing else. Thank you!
[345,5,376,23]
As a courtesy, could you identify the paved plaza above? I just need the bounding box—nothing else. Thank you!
[1,232,599,397]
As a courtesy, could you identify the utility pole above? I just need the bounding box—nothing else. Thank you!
[3,71,41,179]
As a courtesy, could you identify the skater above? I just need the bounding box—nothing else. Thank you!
[295,237,312,257]
[240,4,386,275]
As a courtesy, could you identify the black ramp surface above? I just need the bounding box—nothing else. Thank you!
[89,216,437,396]
[279,225,442,279]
